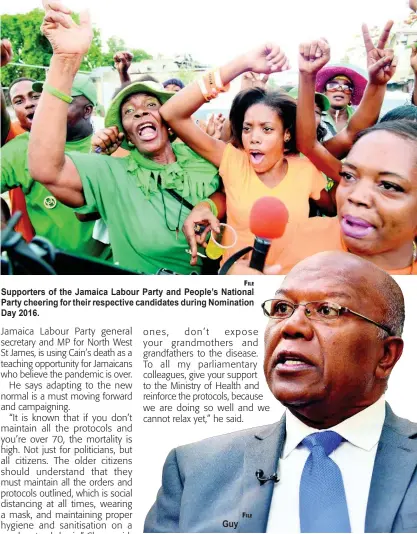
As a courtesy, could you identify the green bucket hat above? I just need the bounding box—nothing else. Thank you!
[104,81,175,150]
[33,74,98,106]
[288,87,330,112]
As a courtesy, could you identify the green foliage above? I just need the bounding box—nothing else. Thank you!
[81,28,105,71]
[1,9,152,87]
[101,35,152,67]
[1,9,51,86]
[175,68,199,85]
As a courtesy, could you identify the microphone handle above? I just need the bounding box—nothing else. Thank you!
[249,237,271,272]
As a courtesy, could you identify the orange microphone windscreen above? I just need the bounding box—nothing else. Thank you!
[249,197,289,240]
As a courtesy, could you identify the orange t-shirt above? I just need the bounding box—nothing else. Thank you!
[218,143,326,264]
[268,216,417,275]
[4,121,26,143]
[4,122,35,242]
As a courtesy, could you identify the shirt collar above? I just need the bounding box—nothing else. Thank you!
[283,396,386,458]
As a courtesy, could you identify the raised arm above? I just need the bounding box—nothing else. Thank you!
[1,39,13,146]
[297,26,397,181]
[297,38,343,182]
[28,1,92,208]
[324,21,397,158]
[114,51,132,86]
[160,45,289,167]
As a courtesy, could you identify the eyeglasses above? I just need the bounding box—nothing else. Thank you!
[325,81,353,94]
[261,299,393,336]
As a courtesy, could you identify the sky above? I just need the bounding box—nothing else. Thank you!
[0,0,412,69]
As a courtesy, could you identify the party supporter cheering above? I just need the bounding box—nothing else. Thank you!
[160,44,339,268]
[229,120,417,275]
[296,27,397,186]
[2,72,110,259]
[27,2,220,275]
[312,24,382,140]
[1,38,39,241]
[315,65,367,138]
[179,28,397,266]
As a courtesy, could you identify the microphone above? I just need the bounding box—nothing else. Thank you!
[255,469,280,486]
[249,197,289,272]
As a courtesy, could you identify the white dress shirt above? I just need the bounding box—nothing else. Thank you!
[266,396,386,533]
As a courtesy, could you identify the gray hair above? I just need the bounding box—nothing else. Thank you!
[375,274,405,338]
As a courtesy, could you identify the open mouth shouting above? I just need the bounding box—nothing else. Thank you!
[249,150,265,165]
[274,351,316,373]
[137,121,158,141]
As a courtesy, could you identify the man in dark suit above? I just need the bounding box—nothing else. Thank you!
[144,251,417,533]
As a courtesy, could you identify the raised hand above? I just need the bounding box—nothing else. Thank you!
[114,51,133,74]
[207,113,226,139]
[41,0,92,56]
[91,126,124,155]
[1,39,13,67]
[298,39,330,75]
[241,72,269,91]
[362,21,397,85]
[246,43,290,74]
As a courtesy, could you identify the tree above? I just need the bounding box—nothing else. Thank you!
[1,9,52,86]
[72,13,105,72]
[101,36,152,67]
[1,9,152,87]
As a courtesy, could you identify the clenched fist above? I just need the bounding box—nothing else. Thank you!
[91,126,125,155]
[114,51,133,73]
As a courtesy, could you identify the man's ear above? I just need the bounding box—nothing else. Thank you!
[375,337,404,381]
[84,104,93,119]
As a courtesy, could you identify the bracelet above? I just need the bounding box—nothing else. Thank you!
[198,70,230,102]
[198,78,219,102]
[214,70,227,91]
[202,198,218,218]
[213,69,230,93]
[198,78,210,101]
[44,83,73,104]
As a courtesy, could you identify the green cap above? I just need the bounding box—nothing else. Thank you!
[105,80,175,150]
[33,74,98,106]
[288,88,330,112]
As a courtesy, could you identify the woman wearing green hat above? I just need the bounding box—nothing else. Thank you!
[28,3,219,274]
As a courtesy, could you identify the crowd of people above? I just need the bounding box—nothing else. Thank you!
[1,1,417,275]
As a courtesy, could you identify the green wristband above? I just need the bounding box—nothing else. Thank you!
[202,198,218,218]
[44,83,73,104]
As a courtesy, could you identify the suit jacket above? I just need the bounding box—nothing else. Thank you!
[144,404,417,533]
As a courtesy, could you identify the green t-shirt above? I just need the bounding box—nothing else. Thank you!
[69,145,219,274]
[1,133,106,258]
